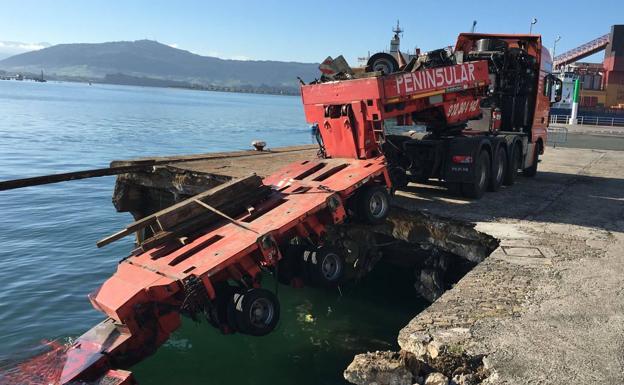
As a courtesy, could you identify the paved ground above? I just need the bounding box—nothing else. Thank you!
[392,146,624,384]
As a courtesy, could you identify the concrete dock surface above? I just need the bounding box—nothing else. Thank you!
[112,143,624,384]
[347,146,624,385]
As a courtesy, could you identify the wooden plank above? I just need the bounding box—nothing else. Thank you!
[155,174,263,230]
[192,199,258,233]
[97,174,267,248]
[96,217,157,248]
[139,196,263,250]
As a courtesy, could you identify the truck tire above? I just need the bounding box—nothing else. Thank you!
[230,288,280,336]
[210,284,241,333]
[462,151,490,199]
[303,246,346,287]
[357,186,390,224]
[503,144,522,186]
[523,143,540,177]
[488,146,507,192]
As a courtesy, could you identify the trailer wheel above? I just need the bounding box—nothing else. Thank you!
[231,288,280,336]
[357,186,390,224]
[503,144,522,186]
[301,247,346,286]
[314,247,345,286]
[488,147,507,192]
[462,151,490,199]
[204,284,243,333]
[523,143,540,177]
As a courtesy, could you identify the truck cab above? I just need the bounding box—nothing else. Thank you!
[380,34,562,197]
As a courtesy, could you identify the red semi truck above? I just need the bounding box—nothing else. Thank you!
[306,33,562,198]
[8,32,560,385]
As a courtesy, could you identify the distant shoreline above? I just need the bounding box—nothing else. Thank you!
[0,71,303,97]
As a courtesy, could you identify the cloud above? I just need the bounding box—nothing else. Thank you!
[0,41,51,56]
[166,43,179,48]
[229,55,251,61]
[203,50,251,61]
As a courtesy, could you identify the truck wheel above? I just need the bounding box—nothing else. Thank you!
[314,246,345,286]
[462,151,490,199]
[488,147,507,192]
[503,144,522,186]
[357,186,390,224]
[301,246,346,286]
[206,282,244,333]
[523,143,540,177]
[230,288,280,336]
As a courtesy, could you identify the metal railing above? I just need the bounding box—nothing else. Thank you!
[549,115,624,127]
[546,126,568,147]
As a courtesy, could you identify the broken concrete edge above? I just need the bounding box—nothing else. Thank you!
[112,167,232,214]
[344,348,486,385]
[377,208,499,263]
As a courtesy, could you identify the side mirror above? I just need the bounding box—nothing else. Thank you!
[552,77,563,104]
[545,75,563,105]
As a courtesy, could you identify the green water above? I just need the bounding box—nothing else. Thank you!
[133,263,423,385]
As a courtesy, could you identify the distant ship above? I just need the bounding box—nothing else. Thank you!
[34,70,47,83]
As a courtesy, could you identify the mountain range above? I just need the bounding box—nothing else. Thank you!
[0,40,320,93]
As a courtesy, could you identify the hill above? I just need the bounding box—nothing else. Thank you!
[0,40,319,92]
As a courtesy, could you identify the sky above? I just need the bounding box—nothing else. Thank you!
[0,0,622,63]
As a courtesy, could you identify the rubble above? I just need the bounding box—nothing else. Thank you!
[344,351,413,385]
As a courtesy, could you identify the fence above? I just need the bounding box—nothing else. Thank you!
[546,126,568,147]
[549,115,624,127]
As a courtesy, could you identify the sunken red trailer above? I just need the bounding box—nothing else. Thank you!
[56,59,493,384]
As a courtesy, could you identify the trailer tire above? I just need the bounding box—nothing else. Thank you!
[503,144,522,186]
[301,246,346,286]
[231,288,280,336]
[314,246,345,286]
[210,283,241,333]
[523,143,540,177]
[357,186,390,224]
[488,146,507,192]
[462,151,490,199]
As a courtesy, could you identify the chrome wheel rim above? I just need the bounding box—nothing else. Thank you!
[248,297,274,328]
[369,191,387,218]
[321,252,342,281]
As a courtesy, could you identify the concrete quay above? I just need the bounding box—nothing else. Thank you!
[346,146,624,385]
